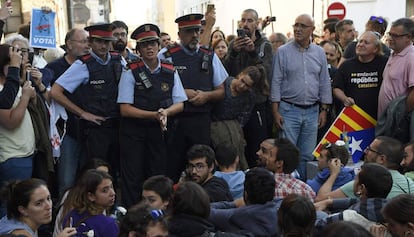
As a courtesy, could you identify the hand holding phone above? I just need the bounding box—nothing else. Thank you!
[207,4,215,13]
[237,29,246,38]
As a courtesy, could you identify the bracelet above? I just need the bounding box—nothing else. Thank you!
[39,87,47,93]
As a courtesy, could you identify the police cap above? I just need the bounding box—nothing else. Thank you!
[131,24,160,43]
[84,23,116,41]
[175,13,204,30]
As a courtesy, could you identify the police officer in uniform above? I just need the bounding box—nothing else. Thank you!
[158,14,228,182]
[50,23,124,180]
[118,23,187,207]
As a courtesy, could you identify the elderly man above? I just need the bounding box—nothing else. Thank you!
[271,14,332,180]
[45,28,90,196]
[269,32,288,54]
[333,31,388,119]
[378,18,414,116]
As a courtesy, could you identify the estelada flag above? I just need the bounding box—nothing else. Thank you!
[313,104,377,163]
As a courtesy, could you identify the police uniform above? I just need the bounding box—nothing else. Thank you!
[118,24,187,207]
[158,14,228,182]
[54,23,124,180]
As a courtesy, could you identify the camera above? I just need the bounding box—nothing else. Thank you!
[269,16,276,22]
[237,29,246,38]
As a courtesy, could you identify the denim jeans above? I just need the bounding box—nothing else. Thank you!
[57,135,86,197]
[0,155,33,217]
[279,101,319,180]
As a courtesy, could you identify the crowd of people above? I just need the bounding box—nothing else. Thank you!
[1,2,414,237]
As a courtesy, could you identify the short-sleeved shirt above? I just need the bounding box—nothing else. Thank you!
[55,51,125,93]
[274,173,316,201]
[333,55,387,119]
[341,169,414,198]
[378,45,414,116]
[117,59,187,104]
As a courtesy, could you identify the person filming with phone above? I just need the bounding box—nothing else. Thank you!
[224,9,273,169]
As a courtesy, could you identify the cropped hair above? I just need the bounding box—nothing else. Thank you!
[142,175,174,202]
[111,20,129,33]
[64,28,79,45]
[391,18,414,36]
[403,142,414,172]
[272,138,300,173]
[324,22,336,33]
[321,142,349,165]
[170,181,210,218]
[244,167,275,204]
[239,64,269,96]
[376,136,403,170]
[335,19,354,34]
[242,9,258,21]
[0,178,47,219]
[118,203,167,237]
[214,142,238,168]
[320,221,373,237]
[278,194,316,237]
[382,193,414,225]
[187,144,216,168]
[358,163,392,198]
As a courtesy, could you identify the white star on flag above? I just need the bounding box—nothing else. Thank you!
[349,136,363,155]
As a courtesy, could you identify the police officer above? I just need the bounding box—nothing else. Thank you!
[118,23,187,207]
[50,23,124,179]
[158,14,228,182]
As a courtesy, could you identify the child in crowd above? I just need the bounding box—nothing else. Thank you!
[213,142,245,199]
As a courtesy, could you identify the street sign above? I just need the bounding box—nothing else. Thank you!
[327,2,346,20]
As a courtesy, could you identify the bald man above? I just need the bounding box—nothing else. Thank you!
[271,14,332,180]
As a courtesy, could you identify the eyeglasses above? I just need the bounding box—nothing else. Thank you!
[369,16,385,24]
[70,39,88,44]
[292,23,313,29]
[186,163,207,172]
[387,32,410,39]
[365,146,382,155]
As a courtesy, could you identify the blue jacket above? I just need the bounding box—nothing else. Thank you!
[307,167,355,193]
[208,199,282,237]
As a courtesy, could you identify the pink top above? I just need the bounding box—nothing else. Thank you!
[378,45,414,116]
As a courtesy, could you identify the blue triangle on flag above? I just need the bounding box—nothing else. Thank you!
[347,128,376,163]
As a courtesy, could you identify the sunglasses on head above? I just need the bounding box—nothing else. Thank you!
[369,16,385,24]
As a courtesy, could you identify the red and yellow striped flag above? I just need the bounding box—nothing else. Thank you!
[313,104,377,158]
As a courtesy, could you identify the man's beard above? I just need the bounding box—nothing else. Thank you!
[113,41,127,52]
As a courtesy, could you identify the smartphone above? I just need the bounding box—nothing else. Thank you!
[6,0,12,14]
[237,29,246,38]
[269,16,276,22]
[207,4,214,13]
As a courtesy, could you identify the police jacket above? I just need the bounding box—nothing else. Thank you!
[129,60,175,111]
[165,44,214,113]
[79,52,122,118]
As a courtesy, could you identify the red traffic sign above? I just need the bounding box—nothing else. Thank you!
[327,2,346,20]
